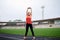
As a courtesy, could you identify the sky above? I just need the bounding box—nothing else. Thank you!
[0,0,60,21]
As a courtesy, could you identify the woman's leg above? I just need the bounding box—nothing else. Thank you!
[30,24,35,36]
[25,24,29,36]
[30,24,35,39]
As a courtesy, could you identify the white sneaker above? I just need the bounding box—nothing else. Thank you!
[24,36,26,40]
[32,37,35,40]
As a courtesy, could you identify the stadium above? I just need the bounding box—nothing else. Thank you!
[0,17,60,40]
[0,0,60,40]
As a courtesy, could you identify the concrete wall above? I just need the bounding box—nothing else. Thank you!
[34,24,60,28]
[1,24,60,29]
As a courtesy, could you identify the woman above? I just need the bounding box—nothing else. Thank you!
[24,7,35,40]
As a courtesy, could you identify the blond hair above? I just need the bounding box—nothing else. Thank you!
[26,7,32,16]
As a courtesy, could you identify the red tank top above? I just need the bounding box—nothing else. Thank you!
[26,16,32,24]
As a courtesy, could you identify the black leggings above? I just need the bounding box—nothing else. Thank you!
[25,24,35,36]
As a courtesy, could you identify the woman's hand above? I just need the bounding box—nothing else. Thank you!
[26,7,32,14]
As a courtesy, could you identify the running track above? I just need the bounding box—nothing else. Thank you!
[0,34,60,40]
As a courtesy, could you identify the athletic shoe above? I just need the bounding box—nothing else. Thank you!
[24,36,27,40]
[32,37,35,40]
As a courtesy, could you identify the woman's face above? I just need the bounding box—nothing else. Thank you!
[27,12,31,16]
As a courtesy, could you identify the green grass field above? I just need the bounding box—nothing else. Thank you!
[0,28,60,37]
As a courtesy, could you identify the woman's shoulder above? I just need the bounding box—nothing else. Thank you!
[26,15,32,18]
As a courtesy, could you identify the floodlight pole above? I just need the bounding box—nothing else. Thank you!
[41,6,45,19]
